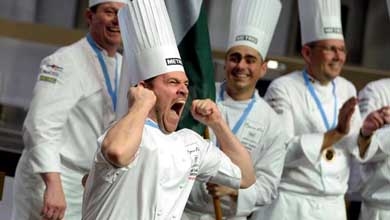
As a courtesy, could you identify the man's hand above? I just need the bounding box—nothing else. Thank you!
[40,173,66,220]
[336,97,357,135]
[191,99,222,127]
[322,97,357,151]
[206,183,238,200]
[192,99,255,188]
[103,82,156,168]
[358,106,390,158]
[127,83,156,112]
[361,106,390,137]
[381,106,390,124]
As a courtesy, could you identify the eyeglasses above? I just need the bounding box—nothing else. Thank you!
[309,44,347,55]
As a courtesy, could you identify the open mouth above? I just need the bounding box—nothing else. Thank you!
[107,27,120,33]
[171,101,185,115]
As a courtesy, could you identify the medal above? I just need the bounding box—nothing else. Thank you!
[324,148,336,161]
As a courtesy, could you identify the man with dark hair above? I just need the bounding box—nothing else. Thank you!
[183,1,287,219]
[82,1,255,219]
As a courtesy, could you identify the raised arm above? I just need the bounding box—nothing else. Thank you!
[101,84,156,167]
[191,99,255,188]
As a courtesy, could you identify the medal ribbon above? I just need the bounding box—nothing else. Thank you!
[219,82,256,134]
[303,70,338,131]
[87,33,119,111]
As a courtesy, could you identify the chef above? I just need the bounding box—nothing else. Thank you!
[263,0,379,219]
[358,76,390,220]
[82,1,255,219]
[12,1,127,220]
[183,0,287,219]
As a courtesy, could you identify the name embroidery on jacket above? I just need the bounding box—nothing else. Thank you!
[186,143,200,180]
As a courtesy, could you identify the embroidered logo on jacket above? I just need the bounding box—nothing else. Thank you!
[240,121,264,152]
[39,75,57,83]
[39,63,64,84]
[186,143,200,180]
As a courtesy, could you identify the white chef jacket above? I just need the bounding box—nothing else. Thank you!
[261,71,376,220]
[183,83,287,220]
[82,120,242,220]
[12,37,122,220]
[358,78,390,220]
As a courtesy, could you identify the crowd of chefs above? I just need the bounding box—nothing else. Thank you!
[9,0,390,220]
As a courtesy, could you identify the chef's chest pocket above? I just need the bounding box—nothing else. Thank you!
[81,83,104,105]
[159,149,193,187]
[78,83,109,117]
[238,121,265,152]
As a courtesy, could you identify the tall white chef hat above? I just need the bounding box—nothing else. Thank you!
[89,0,128,7]
[298,0,344,45]
[227,0,282,59]
[118,0,184,86]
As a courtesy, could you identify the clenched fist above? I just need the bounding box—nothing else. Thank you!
[127,84,156,112]
[191,99,222,127]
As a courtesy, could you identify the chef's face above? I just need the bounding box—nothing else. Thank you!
[145,71,189,134]
[86,2,126,52]
[224,45,267,96]
[302,39,347,84]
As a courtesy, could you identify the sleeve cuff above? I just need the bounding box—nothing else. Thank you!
[235,185,257,216]
[28,144,61,173]
[350,134,388,163]
[376,126,390,155]
[300,133,324,166]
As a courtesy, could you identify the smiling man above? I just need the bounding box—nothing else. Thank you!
[11,1,127,220]
[81,1,255,219]
[183,1,287,220]
[262,0,379,220]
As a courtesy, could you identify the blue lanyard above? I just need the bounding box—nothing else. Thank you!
[145,119,159,129]
[303,70,337,130]
[219,82,256,134]
[86,33,119,111]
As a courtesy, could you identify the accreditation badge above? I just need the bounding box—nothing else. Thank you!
[324,147,336,162]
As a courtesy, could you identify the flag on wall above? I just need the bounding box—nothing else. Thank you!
[166,0,216,135]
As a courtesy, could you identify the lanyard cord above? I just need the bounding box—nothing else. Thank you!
[218,82,256,134]
[86,33,119,111]
[303,70,338,131]
[303,70,338,192]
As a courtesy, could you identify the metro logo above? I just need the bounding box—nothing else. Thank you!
[235,35,258,44]
[165,58,183,66]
